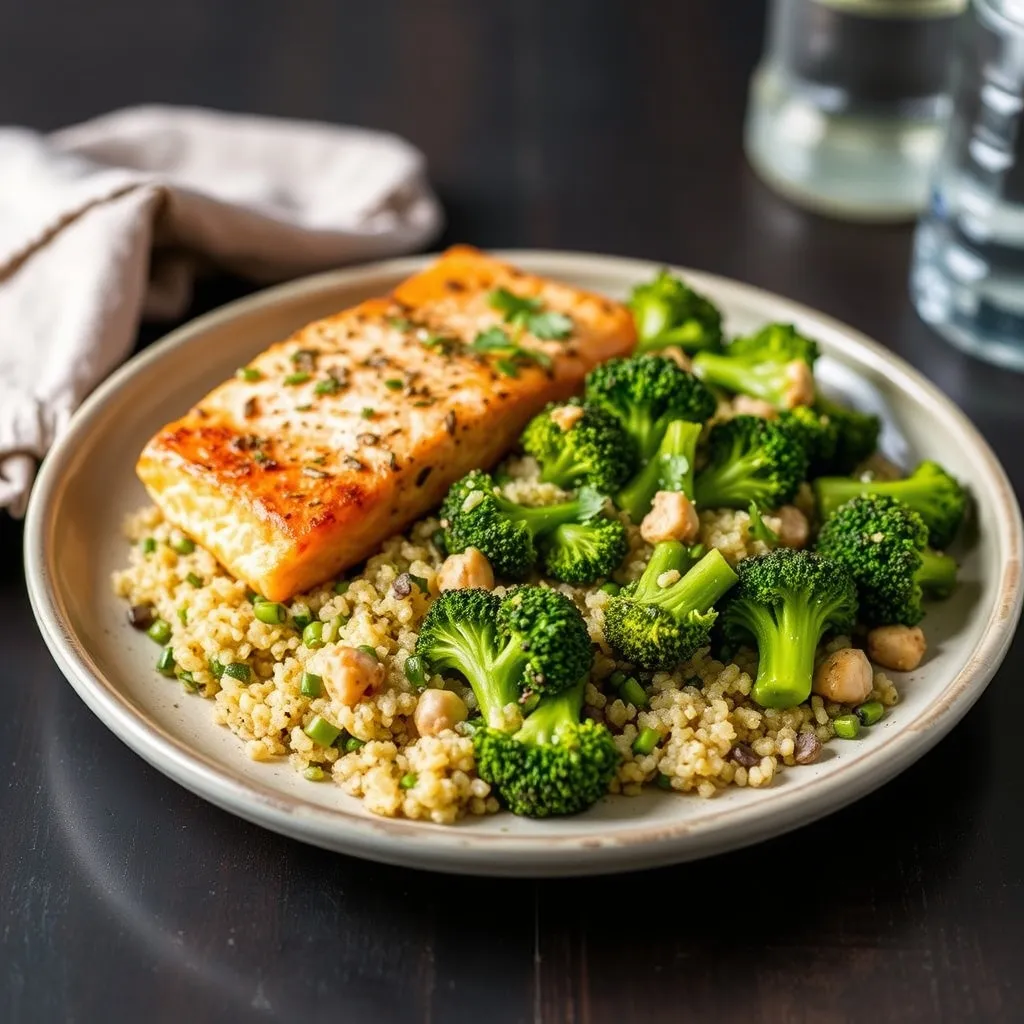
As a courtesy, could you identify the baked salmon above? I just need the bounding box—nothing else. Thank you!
[136,246,637,600]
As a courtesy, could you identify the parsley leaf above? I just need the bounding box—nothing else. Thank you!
[486,287,573,340]
[488,288,542,322]
[472,327,514,352]
[527,309,573,340]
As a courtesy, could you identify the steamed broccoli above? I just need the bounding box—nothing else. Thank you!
[440,470,624,582]
[693,415,809,511]
[628,269,724,355]
[615,419,704,523]
[692,323,819,411]
[414,586,593,719]
[720,549,858,709]
[814,460,967,549]
[585,355,717,461]
[540,518,629,584]
[603,543,739,670]
[520,400,634,492]
[779,405,839,477]
[473,680,620,817]
[813,392,881,474]
[815,495,957,627]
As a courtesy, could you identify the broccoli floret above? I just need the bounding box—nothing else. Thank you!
[440,470,611,579]
[585,355,716,460]
[814,460,967,550]
[473,680,619,817]
[520,400,635,492]
[813,393,881,474]
[540,518,629,584]
[779,405,840,478]
[693,415,809,511]
[414,586,593,721]
[720,549,858,709]
[604,543,739,670]
[692,323,819,411]
[615,419,703,523]
[815,495,957,626]
[628,270,724,355]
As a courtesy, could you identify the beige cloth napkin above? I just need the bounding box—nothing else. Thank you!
[0,105,443,516]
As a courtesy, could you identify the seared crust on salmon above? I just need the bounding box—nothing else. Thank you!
[136,246,636,600]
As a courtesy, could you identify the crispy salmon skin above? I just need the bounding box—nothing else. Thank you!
[136,246,636,600]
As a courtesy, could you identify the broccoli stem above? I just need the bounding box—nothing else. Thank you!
[814,475,930,522]
[631,541,696,602]
[692,352,787,408]
[430,622,516,726]
[916,548,957,599]
[513,680,584,745]
[616,420,701,522]
[743,601,823,709]
[496,494,588,536]
[537,449,584,487]
[651,549,738,618]
[694,450,774,510]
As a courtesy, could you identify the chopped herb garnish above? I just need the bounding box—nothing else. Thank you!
[495,358,520,377]
[283,372,310,386]
[488,287,542,320]
[294,404,313,412]
[253,450,270,464]
[384,378,403,390]
[141,537,157,555]
[236,366,262,382]
[527,309,573,340]
[360,407,376,419]
[388,316,413,331]
[472,326,513,352]
[186,572,203,588]
[315,377,341,396]
[487,287,573,339]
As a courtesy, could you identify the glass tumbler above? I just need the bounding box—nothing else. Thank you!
[746,0,964,221]
[911,0,1024,370]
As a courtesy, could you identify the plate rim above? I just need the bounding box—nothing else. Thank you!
[24,249,1024,876]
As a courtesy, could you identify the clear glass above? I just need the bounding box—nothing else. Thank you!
[746,0,964,221]
[911,0,1024,369]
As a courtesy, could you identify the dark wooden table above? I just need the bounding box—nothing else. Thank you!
[3,3,1022,1022]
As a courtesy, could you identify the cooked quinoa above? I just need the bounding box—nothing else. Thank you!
[112,451,898,825]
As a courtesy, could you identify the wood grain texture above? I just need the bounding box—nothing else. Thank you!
[1,2,1022,1022]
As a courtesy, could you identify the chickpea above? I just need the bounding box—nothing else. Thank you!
[437,547,495,591]
[640,490,700,545]
[782,360,816,409]
[732,395,778,420]
[774,505,810,549]
[414,688,469,737]
[812,647,874,705]
[310,645,385,705]
[550,404,585,432]
[867,625,927,672]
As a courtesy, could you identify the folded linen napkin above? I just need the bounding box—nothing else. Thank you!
[0,105,443,516]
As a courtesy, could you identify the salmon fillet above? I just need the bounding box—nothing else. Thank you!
[137,246,636,601]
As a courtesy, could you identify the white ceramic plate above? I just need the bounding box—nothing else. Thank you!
[25,251,1024,877]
